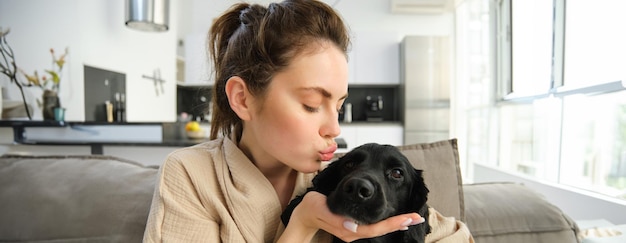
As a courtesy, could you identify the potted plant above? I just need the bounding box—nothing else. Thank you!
[21,47,68,120]
[0,26,68,121]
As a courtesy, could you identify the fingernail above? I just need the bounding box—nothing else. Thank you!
[400,218,413,227]
[410,217,426,225]
[343,221,358,233]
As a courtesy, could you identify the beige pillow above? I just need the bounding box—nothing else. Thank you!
[335,139,465,221]
[396,139,464,221]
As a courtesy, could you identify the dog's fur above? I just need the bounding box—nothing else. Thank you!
[281,143,431,243]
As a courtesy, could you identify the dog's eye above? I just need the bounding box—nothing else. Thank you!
[390,169,404,179]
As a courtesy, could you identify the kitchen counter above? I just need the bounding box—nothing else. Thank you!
[0,120,347,154]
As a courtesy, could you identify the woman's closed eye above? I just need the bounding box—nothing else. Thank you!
[303,104,320,113]
[303,104,344,114]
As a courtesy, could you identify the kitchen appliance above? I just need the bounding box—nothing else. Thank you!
[401,36,451,144]
[365,95,384,122]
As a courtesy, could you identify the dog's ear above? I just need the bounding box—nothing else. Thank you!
[409,169,429,211]
[311,157,345,196]
[401,168,431,242]
[282,157,346,226]
[406,169,431,242]
[402,207,431,243]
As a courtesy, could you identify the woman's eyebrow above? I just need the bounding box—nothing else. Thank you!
[300,87,348,100]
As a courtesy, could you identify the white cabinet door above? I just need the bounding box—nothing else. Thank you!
[350,31,400,85]
[184,33,214,85]
[339,124,404,152]
[355,124,404,147]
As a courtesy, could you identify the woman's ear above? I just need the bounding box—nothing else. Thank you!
[225,76,252,121]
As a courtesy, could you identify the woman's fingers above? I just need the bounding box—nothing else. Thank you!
[300,192,426,242]
[343,221,358,233]
[350,213,425,235]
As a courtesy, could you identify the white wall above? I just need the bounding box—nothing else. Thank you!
[0,0,178,122]
[335,0,454,37]
[180,0,454,52]
[474,163,626,225]
[179,0,454,62]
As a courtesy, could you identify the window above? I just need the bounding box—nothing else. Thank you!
[560,91,626,199]
[459,0,626,200]
[564,0,626,88]
[510,0,553,95]
[497,97,562,180]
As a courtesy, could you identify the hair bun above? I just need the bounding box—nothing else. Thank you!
[239,4,267,26]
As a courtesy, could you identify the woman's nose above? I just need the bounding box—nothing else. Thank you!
[320,112,341,138]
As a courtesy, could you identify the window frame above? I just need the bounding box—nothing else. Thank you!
[498,0,625,104]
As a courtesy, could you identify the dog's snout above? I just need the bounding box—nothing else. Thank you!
[343,178,375,201]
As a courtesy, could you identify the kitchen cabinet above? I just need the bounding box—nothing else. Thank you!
[182,33,214,86]
[338,123,404,152]
[348,31,400,85]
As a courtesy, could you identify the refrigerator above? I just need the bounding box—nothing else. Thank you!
[400,36,451,144]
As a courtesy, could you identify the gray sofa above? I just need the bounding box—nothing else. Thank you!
[0,139,580,242]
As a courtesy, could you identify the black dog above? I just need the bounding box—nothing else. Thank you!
[281,143,431,243]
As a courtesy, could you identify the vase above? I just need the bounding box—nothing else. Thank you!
[42,90,61,120]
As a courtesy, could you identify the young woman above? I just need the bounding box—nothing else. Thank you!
[144,0,471,242]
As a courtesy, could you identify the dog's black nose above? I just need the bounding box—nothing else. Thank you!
[343,178,375,201]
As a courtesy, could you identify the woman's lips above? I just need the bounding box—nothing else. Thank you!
[319,144,338,161]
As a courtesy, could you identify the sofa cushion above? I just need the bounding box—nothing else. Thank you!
[335,139,465,221]
[396,139,464,222]
[0,155,158,242]
[464,182,580,243]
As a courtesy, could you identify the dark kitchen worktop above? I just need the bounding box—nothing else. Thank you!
[0,120,347,150]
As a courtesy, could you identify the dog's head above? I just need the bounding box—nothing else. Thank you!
[315,143,429,225]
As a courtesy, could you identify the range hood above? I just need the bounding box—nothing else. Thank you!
[125,0,170,32]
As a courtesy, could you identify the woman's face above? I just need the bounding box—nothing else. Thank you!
[240,42,348,173]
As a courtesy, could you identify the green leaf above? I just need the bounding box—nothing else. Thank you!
[45,70,60,84]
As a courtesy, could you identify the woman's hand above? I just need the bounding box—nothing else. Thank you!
[278,191,425,242]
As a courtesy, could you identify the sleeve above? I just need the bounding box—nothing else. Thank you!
[143,154,221,242]
[425,207,475,243]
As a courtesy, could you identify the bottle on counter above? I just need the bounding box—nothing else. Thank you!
[344,103,352,123]
[105,100,113,123]
[114,93,123,122]
[120,94,126,122]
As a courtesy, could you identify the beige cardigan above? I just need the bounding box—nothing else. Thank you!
[143,137,472,242]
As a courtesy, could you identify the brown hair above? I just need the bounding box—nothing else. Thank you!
[208,0,350,140]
